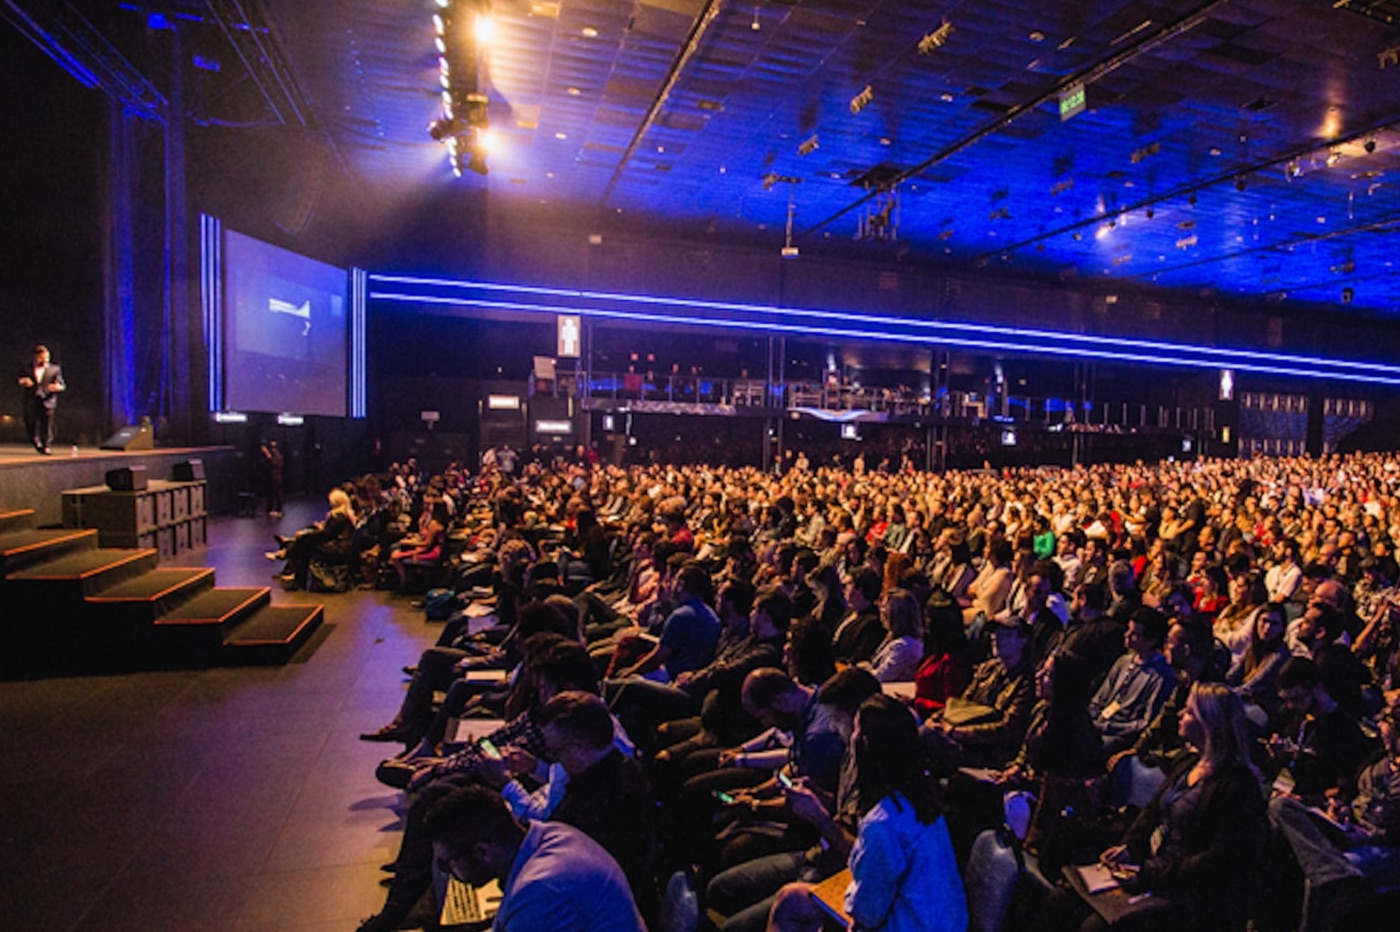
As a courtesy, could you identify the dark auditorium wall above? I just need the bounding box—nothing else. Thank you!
[1,32,106,448]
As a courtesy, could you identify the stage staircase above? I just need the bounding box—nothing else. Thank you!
[0,507,322,673]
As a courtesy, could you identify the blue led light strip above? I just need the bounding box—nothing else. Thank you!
[200,213,224,411]
[369,274,1400,379]
[351,268,368,418]
[368,291,1400,386]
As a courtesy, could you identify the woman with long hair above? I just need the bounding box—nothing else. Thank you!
[1065,683,1268,932]
[390,497,449,593]
[560,507,611,588]
[1227,602,1290,721]
[806,561,848,641]
[1213,572,1267,669]
[765,694,968,931]
[866,589,925,682]
[267,487,358,590]
[911,591,972,715]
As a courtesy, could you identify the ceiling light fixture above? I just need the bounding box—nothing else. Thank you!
[850,85,874,114]
[918,21,954,55]
[431,2,492,178]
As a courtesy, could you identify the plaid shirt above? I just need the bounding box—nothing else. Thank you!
[431,710,548,780]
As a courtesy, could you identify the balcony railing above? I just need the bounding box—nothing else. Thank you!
[553,372,1214,431]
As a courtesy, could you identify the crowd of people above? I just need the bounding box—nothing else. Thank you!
[319,448,1400,931]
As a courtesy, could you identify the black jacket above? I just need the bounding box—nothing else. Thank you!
[550,748,656,904]
[1122,755,1268,932]
[832,607,883,665]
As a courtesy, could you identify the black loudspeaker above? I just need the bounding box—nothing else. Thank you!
[171,459,205,481]
[105,465,148,492]
[99,424,154,451]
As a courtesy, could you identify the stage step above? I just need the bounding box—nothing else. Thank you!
[156,586,271,627]
[5,547,158,599]
[221,604,325,664]
[0,527,98,575]
[150,588,326,666]
[0,496,327,674]
[0,509,37,534]
[86,567,217,625]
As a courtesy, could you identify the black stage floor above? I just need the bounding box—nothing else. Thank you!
[0,499,434,930]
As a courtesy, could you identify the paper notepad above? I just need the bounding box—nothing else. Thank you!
[1076,863,1123,894]
[809,868,853,925]
[449,717,507,746]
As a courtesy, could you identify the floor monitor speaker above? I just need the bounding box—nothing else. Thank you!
[105,465,148,492]
[100,424,154,451]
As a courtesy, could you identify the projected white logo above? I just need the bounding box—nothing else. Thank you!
[269,297,312,335]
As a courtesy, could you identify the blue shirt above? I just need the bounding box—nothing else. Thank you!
[845,796,968,932]
[496,822,644,932]
[658,596,722,679]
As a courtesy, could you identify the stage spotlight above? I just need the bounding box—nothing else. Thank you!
[475,14,496,45]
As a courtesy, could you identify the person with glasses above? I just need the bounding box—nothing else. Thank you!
[425,784,644,932]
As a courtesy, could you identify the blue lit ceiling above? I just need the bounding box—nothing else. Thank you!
[267,0,1400,311]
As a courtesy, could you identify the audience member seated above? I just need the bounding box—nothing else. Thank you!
[762,694,969,932]
[419,784,645,932]
[1263,657,1376,804]
[831,567,885,665]
[1269,701,1400,932]
[1051,683,1269,932]
[266,488,357,590]
[864,587,924,682]
[909,588,973,715]
[609,585,790,757]
[388,498,448,593]
[1086,608,1175,756]
[919,614,1036,773]
[478,691,656,915]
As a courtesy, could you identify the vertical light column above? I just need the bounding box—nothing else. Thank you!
[351,267,367,418]
[199,213,224,412]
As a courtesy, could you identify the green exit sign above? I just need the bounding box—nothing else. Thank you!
[1060,83,1086,121]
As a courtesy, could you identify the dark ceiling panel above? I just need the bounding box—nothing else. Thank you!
[217,0,1400,314]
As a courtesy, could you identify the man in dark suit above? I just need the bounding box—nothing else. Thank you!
[17,344,65,454]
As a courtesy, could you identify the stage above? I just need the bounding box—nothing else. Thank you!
[0,444,241,525]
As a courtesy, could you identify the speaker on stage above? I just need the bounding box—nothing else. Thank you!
[105,465,148,492]
[171,459,205,481]
[100,424,154,451]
